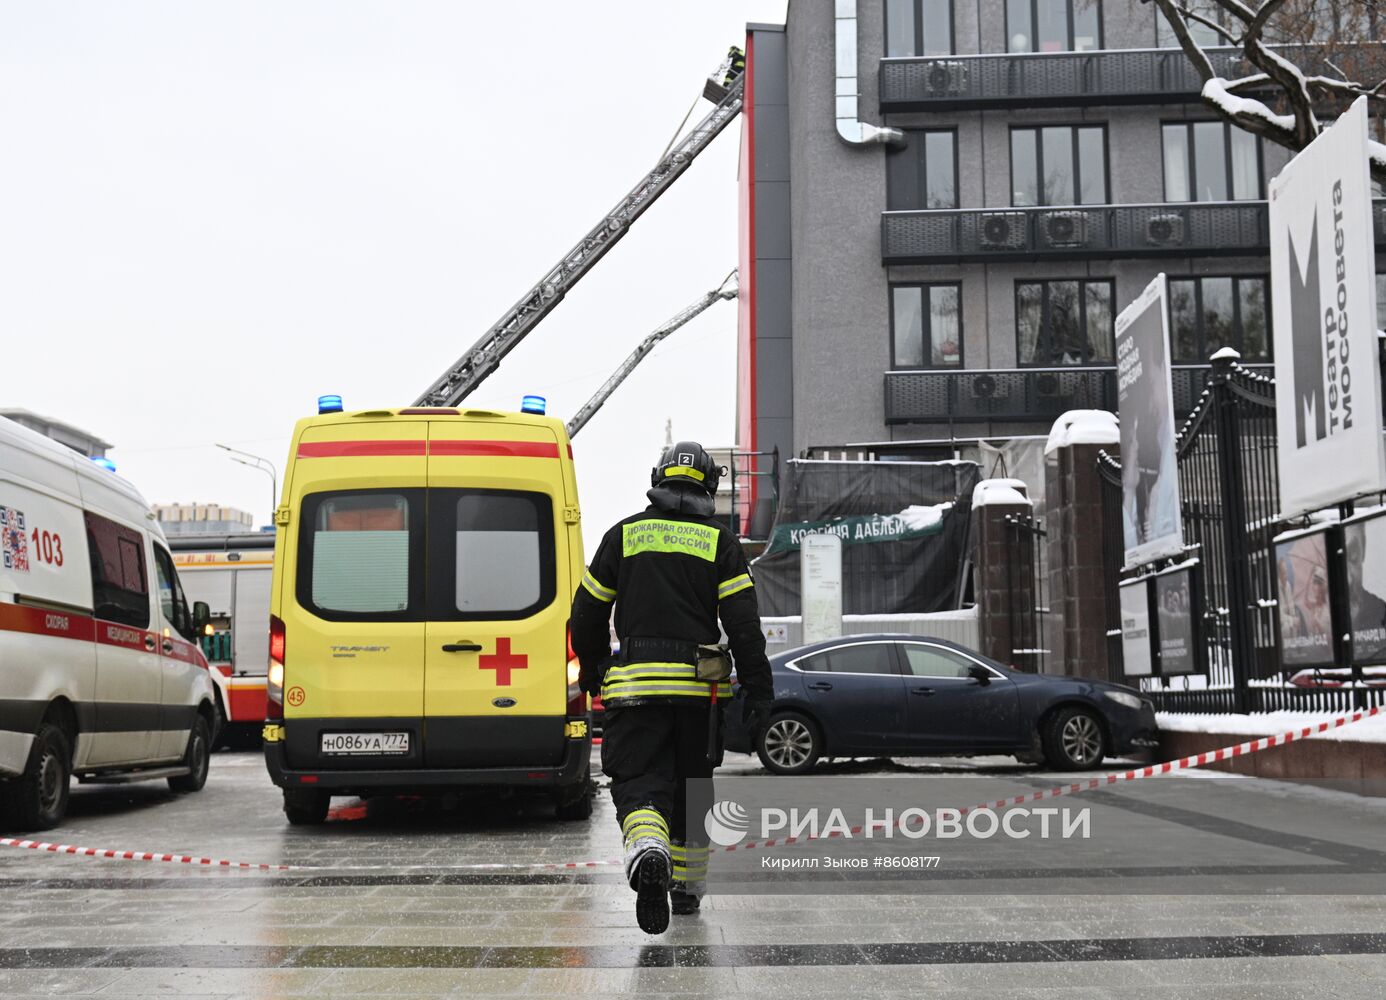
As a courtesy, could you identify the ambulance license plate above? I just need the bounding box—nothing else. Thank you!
[320,732,410,756]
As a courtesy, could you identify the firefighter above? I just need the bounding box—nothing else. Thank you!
[570,441,773,935]
[723,45,746,88]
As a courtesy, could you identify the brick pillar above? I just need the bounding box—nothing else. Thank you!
[971,480,1034,669]
[1046,434,1119,680]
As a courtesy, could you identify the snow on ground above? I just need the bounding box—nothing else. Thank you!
[1157,709,1386,743]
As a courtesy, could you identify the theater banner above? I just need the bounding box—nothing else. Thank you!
[1269,98,1386,518]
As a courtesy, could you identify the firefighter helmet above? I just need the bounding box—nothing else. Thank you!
[651,441,724,495]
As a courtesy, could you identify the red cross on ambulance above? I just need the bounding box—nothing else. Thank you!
[479,637,528,686]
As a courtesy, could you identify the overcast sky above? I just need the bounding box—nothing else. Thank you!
[0,0,788,550]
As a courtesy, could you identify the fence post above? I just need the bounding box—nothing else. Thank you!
[1044,412,1120,680]
[971,480,1034,669]
[1211,353,1253,713]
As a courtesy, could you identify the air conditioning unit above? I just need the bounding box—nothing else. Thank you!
[1035,372,1062,397]
[924,60,969,97]
[1145,213,1186,247]
[978,211,1027,250]
[968,372,1011,401]
[1039,210,1090,249]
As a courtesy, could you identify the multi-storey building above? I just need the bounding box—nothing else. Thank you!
[0,409,112,460]
[736,0,1384,529]
[153,502,256,536]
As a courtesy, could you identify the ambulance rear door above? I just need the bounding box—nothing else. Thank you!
[422,417,570,768]
[282,421,428,770]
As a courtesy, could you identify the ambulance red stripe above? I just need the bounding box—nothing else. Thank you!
[295,440,560,459]
[0,602,96,642]
[296,440,427,458]
[428,440,560,459]
[0,601,207,669]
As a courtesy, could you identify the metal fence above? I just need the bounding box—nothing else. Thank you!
[877,44,1379,112]
[1098,356,1386,714]
[882,200,1386,266]
[884,364,1273,425]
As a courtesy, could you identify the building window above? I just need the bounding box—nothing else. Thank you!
[1007,0,1101,52]
[1011,125,1107,206]
[887,129,958,210]
[885,0,954,57]
[1016,279,1114,366]
[892,284,962,368]
[1168,276,1270,363]
[1378,274,1386,332]
[1162,122,1262,201]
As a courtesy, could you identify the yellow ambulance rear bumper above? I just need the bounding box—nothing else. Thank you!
[263,717,591,793]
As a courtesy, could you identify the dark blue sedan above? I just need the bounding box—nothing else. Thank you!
[724,634,1158,774]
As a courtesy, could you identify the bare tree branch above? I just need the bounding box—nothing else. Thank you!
[1175,3,1244,44]
[1241,0,1320,146]
[1142,0,1386,180]
[1149,0,1219,79]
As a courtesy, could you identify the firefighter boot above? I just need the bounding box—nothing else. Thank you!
[622,807,672,935]
[635,851,671,934]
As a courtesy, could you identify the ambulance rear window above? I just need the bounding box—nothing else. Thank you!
[426,489,556,621]
[305,493,414,615]
[454,494,542,613]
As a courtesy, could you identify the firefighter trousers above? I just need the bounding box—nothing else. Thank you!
[603,701,717,894]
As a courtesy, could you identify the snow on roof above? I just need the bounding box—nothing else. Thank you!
[1044,409,1119,456]
[972,478,1031,509]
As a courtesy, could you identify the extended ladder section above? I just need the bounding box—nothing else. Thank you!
[566,272,738,439]
[414,74,745,408]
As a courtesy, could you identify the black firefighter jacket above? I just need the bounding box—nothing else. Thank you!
[570,492,773,707]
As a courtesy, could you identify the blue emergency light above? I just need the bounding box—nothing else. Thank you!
[318,394,344,414]
[520,395,547,415]
[91,457,117,473]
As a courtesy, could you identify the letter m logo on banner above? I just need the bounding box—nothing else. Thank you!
[1287,211,1326,449]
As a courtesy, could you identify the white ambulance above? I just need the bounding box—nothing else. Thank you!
[0,415,218,830]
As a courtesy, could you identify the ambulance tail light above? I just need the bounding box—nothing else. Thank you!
[565,620,586,715]
[266,614,286,719]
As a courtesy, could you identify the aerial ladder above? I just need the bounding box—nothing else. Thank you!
[414,69,745,408]
[566,270,738,438]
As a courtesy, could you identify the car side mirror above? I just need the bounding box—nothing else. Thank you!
[193,601,211,631]
[966,664,991,685]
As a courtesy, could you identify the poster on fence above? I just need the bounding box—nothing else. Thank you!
[1343,513,1386,664]
[1116,273,1183,569]
[1269,98,1386,519]
[1275,529,1337,669]
[1154,564,1200,675]
[1119,578,1154,677]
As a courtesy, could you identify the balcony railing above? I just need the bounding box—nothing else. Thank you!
[879,44,1383,111]
[883,200,1386,264]
[883,364,1271,425]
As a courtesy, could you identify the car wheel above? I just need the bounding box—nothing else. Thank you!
[1041,706,1106,771]
[756,712,821,775]
[211,695,230,750]
[283,788,330,825]
[6,723,72,831]
[168,716,211,793]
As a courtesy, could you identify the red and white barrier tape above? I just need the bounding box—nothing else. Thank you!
[2,705,1378,871]
[0,837,292,870]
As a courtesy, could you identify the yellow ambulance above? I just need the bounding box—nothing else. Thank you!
[261,396,591,825]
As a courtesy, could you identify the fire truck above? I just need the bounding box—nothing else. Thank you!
[169,533,274,743]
